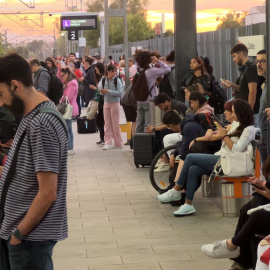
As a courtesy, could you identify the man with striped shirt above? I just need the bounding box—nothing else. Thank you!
[0,54,68,269]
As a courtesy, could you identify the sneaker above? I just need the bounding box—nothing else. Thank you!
[96,140,105,145]
[157,188,181,203]
[201,240,240,259]
[68,149,75,155]
[173,204,196,216]
[156,159,166,167]
[154,164,170,173]
[170,192,186,206]
[114,145,124,149]
[102,145,114,150]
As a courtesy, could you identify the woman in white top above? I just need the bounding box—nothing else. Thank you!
[157,99,258,216]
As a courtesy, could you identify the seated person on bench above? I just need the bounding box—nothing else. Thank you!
[145,93,187,172]
[157,100,258,217]
[202,156,270,270]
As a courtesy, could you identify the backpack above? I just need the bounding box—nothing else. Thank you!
[159,66,175,99]
[131,68,152,102]
[208,81,226,114]
[195,113,216,131]
[38,70,63,105]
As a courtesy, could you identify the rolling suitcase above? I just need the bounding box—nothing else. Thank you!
[77,117,97,134]
[133,133,157,168]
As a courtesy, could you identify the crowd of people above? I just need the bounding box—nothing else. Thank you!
[0,41,270,269]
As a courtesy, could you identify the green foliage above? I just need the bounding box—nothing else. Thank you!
[164,29,174,37]
[56,36,66,56]
[216,12,246,30]
[84,0,154,47]
[0,35,5,56]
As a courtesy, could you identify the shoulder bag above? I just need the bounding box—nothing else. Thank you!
[210,143,254,180]
[86,90,99,120]
[62,97,73,120]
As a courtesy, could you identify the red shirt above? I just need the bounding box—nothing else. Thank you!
[75,69,83,79]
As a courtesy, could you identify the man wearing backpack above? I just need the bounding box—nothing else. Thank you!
[29,59,51,96]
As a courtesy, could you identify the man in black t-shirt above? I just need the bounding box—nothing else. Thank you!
[222,44,260,125]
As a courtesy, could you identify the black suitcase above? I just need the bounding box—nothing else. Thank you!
[77,117,97,134]
[133,133,157,168]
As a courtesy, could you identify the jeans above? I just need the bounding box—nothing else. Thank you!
[65,119,73,150]
[6,240,57,270]
[258,137,268,166]
[176,153,220,201]
[135,103,150,133]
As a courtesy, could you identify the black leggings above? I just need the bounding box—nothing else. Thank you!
[96,97,104,141]
[232,209,270,269]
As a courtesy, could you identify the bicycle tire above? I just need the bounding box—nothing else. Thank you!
[149,145,177,194]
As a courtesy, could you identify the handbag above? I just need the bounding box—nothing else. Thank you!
[62,97,73,120]
[120,83,137,108]
[56,101,67,115]
[86,101,99,120]
[212,143,254,178]
[0,130,26,270]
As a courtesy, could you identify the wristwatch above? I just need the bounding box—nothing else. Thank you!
[12,228,25,241]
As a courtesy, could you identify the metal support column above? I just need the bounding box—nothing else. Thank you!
[174,0,197,102]
[123,0,129,88]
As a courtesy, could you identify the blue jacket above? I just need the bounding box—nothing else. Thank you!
[172,114,206,160]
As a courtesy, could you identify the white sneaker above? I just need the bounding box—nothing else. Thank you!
[157,189,181,203]
[68,149,75,155]
[114,145,124,149]
[102,145,114,150]
[156,159,166,167]
[201,240,240,259]
[173,204,196,216]
[154,164,170,173]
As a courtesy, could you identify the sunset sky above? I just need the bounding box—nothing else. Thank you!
[0,0,266,43]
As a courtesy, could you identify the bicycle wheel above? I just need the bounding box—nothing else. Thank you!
[149,145,177,194]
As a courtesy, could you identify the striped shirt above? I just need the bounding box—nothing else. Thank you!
[0,101,68,241]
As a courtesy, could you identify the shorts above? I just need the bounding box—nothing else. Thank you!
[122,105,137,122]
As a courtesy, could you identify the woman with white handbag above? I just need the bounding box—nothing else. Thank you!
[157,99,258,216]
[58,67,79,155]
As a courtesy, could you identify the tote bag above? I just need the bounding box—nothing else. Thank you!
[212,143,254,178]
[62,97,73,120]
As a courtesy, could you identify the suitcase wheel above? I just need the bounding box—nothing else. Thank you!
[135,163,139,168]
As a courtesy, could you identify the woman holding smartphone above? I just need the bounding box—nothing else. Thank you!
[157,99,258,216]
[97,64,123,150]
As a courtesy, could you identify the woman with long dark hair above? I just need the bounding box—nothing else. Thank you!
[158,100,258,216]
[181,56,210,93]
[46,57,58,75]
[89,62,105,144]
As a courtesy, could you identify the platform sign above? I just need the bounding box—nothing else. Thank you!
[61,15,97,31]
[68,30,78,41]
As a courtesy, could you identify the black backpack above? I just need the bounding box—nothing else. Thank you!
[208,81,226,114]
[38,70,63,105]
[132,68,152,102]
[195,113,217,131]
[159,66,175,99]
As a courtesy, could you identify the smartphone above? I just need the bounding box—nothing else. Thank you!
[249,182,264,191]
[220,78,228,86]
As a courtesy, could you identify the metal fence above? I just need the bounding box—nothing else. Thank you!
[91,22,266,97]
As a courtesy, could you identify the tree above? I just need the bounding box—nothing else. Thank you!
[85,0,103,12]
[56,36,66,56]
[216,12,247,30]
[84,0,154,47]
[164,29,174,37]
[0,35,5,56]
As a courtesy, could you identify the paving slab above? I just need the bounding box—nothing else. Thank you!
[52,120,239,269]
